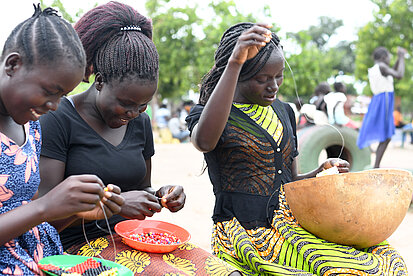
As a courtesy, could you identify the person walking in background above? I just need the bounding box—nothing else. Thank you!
[324,82,358,129]
[357,46,407,168]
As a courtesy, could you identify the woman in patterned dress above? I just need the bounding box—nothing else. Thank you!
[0,5,124,275]
[186,22,408,275]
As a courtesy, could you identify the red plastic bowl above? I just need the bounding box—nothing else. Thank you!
[114,220,191,253]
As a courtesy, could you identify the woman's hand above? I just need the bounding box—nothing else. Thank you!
[229,23,273,65]
[38,175,106,222]
[155,185,186,212]
[397,46,408,57]
[120,191,162,220]
[76,184,125,220]
[322,158,350,173]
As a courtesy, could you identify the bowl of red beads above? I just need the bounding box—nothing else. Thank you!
[114,219,191,253]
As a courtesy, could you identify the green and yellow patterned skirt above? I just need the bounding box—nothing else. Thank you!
[212,187,407,275]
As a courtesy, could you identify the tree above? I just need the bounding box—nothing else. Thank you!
[195,1,268,83]
[355,0,413,106]
[40,0,75,23]
[281,17,352,102]
[145,0,199,101]
[288,16,343,50]
[146,0,272,102]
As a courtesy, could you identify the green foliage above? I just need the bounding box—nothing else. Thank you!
[281,17,351,101]
[288,17,344,50]
[307,16,343,49]
[146,0,199,100]
[355,0,413,105]
[146,0,272,101]
[40,0,74,22]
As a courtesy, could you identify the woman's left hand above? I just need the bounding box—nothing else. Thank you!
[155,185,186,212]
[322,158,350,173]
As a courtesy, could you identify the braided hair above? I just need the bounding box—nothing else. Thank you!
[74,1,159,83]
[199,22,281,105]
[1,4,86,69]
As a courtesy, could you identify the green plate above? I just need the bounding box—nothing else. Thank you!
[39,254,133,276]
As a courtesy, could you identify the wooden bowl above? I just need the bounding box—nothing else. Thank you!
[284,169,413,248]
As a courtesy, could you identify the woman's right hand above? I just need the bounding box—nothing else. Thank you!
[397,46,408,57]
[76,184,125,220]
[119,191,162,220]
[38,174,106,222]
[229,23,273,65]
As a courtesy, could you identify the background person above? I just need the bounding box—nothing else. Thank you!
[324,82,358,129]
[168,110,190,142]
[357,46,407,168]
[155,103,170,129]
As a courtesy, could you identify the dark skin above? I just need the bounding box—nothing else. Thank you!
[0,53,124,246]
[191,24,349,179]
[373,46,407,168]
[39,73,186,225]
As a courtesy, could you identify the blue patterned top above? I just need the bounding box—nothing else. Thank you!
[0,120,62,275]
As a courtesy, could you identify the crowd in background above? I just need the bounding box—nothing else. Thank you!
[292,80,413,147]
[152,100,195,143]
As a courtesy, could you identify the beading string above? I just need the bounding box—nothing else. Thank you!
[265,39,346,226]
[82,201,117,260]
[270,40,345,158]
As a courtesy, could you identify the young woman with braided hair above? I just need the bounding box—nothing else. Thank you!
[38,2,239,275]
[186,22,407,275]
[357,46,407,168]
[0,5,124,274]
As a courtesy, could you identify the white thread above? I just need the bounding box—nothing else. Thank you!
[271,40,345,158]
[82,201,117,260]
[264,39,346,226]
[82,217,103,259]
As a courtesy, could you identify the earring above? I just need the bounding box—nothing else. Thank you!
[95,82,103,91]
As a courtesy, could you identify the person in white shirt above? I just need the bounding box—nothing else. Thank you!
[155,104,171,128]
[168,110,190,142]
[357,46,407,168]
[324,82,358,129]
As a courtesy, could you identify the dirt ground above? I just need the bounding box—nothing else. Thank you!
[150,141,413,272]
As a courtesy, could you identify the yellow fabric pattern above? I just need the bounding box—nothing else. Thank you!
[234,103,283,145]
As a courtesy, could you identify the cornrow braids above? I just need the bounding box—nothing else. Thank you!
[199,22,281,105]
[75,1,159,83]
[1,4,86,69]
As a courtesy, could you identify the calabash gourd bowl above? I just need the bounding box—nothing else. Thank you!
[284,169,413,248]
